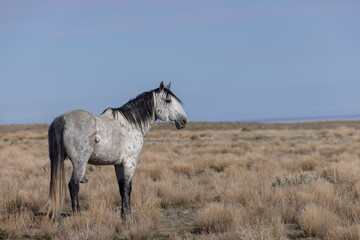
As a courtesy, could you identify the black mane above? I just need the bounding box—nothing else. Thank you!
[102,87,181,132]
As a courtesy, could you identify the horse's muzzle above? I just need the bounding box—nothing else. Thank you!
[175,117,187,129]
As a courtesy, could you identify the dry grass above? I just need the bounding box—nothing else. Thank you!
[1,121,360,239]
[298,204,341,238]
[193,203,233,234]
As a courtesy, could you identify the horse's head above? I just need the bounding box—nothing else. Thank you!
[154,82,187,129]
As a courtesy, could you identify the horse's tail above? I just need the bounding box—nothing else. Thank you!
[41,116,67,221]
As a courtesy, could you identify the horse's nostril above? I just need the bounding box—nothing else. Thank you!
[182,118,188,125]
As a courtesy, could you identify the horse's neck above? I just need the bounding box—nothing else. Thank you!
[133,94,156,136]
[111,107,155,137]
[102,92,157,136]
[139,117,155,136]
[113,111,154,136]
[137,92,156,136]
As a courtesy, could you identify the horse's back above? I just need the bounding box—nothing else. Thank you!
[60,110,96,127]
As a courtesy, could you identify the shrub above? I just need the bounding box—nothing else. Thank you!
[298,204,341,238]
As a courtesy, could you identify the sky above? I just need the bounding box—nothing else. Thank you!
[0,0,359,124]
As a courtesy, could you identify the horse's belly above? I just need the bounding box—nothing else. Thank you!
[88,154,122,165]
[88,143,123,165]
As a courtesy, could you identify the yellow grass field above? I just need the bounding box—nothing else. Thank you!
[1,121,360,239]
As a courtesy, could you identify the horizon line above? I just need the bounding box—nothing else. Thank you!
[239,113,360,123]
[2,113,360,126]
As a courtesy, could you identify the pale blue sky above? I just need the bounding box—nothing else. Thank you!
[0,0,359,124]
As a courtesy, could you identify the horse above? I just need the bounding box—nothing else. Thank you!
[42,82,187,221]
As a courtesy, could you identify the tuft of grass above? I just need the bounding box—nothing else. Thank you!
[190,134,199,140]
[172,163,194,177]
[299,204,341,238]
[59,210,118,240]
[123,207,162,240]
[209,158,232,172]
[301,156,318,171]
[320,162,360,184]
[193,203,233,234]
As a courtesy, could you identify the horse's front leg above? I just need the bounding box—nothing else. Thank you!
[114,161,136,218]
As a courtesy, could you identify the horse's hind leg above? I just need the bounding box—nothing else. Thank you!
[68,160,87,213]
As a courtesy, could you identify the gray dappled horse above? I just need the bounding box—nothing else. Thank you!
[42,82,187,220]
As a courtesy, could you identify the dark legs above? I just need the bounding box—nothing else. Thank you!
[119,179,132,217]
[114,164,134,218]
[68,161,87,213]
[68,161,135,218]
[69,179,80,212]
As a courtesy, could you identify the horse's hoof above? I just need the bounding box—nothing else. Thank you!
[72,209,81,216]
[80,175,88,183]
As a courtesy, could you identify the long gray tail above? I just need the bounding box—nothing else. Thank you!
[41,116,67,221]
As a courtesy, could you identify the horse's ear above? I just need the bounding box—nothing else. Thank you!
[159,81,164,91]
[166,81,171,89]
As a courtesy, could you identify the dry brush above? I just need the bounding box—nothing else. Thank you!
[1,122,360,239]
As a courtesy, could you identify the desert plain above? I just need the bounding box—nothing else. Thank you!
[1,121,360,239]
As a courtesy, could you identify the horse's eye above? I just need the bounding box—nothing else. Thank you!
[165,99,171,103]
